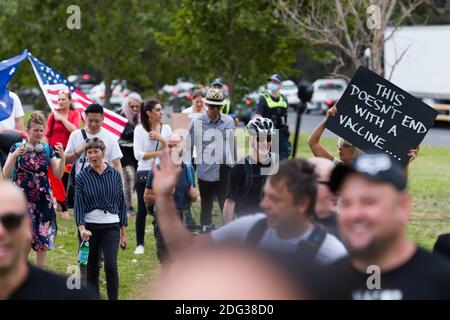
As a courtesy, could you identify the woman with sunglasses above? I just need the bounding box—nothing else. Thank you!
[117,92,142,216]
[74,137,127,300]
[2,112,66,267]
[44,89,80,219]
[133,99,172,255]
[308,105,360,165]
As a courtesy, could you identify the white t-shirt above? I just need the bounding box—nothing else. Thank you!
[65,128,123,175]
[182,105,207,119]
[85,209,120,224]
[133,124,172,171]
[211,213,348,265]
[0,92,24,130]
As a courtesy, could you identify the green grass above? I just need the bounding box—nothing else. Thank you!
[20,114,450,297]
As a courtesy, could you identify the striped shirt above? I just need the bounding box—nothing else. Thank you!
[74,164,127,227]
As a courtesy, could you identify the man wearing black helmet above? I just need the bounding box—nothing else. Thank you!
[255,74,290,160]
[223,117,279,224]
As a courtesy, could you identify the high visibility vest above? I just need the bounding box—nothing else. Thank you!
[263,93,287,109]
[222,100,231,115]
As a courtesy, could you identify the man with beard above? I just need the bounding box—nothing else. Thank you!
[317,153,450,300]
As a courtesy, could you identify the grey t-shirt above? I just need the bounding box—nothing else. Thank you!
[211,213,348,265]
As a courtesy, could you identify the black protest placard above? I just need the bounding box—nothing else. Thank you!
[325,66,438,165]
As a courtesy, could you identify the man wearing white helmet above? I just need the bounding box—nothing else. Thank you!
[223,117,279,224]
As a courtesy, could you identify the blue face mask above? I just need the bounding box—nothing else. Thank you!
[267,83,278,93]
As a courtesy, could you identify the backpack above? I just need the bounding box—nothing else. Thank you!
[245,217,328,261]
[10,142,52,182]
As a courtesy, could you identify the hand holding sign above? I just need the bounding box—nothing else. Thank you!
[325,66,438,166]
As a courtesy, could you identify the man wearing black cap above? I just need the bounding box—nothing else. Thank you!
[317,153,450,299]
[255,74,290,160]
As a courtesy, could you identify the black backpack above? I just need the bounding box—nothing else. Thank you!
[245,217,327,261]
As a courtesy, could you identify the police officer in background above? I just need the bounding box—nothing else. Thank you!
[255,74,290,160]
[210,79,237,121]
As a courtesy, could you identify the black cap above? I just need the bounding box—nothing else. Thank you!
[211,78,224,88]
[268,74,283,84]
[330,153,407,193]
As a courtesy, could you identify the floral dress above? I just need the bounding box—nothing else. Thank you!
[10,143,57,251]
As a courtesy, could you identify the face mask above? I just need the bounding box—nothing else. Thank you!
[267,83,278,93]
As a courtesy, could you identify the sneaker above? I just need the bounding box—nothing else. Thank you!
[134,245,144,255]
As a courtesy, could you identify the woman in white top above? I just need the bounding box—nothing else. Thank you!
[133,99,172,254]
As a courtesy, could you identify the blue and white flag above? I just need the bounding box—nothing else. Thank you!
[0,50,28,121]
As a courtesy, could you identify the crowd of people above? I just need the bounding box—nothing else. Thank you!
[0,74,449,300]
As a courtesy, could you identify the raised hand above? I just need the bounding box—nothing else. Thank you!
[408,146,420,163]
[152,147,181,197]
[326,105,338,119]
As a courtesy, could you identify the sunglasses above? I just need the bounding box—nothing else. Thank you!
[318,180,330,187]
[0,214,25,232]
[85,137,101,143]
[256,136,272,143]
[207,105,222,110]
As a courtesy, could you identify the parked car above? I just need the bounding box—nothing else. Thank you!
[235,87,264,125]
[68,74,101,95]
[87,80,130,108]
[168,81,197,112]
[280,80,300,109]
[307,78,347,114]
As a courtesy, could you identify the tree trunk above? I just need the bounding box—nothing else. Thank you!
[371,28,385,76]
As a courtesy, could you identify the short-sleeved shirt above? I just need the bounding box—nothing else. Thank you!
[211,213,348,265]
[65,128,122,175]
[133,124,172,171]
[317,247,450,300]
[146,162,195,211]
[0,91,24,130]
[226,156,274,216]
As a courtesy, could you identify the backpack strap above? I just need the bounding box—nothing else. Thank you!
[245,217,268,246]
[79,129,88,171]
[242,158,254,196]
[43,144,52,165]
[10,142,22,181]
[297,224,328,261]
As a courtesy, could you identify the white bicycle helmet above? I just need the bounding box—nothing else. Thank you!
[247,117,275,136]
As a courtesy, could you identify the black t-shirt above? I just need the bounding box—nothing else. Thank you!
[256,94,289,133]
[226,156,272,216]
[316,247,450,300]
[8,265,98,300]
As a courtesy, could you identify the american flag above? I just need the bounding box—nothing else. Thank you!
[28,53,127,138]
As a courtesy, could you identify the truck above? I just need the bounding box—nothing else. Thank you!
[384,25,450,123]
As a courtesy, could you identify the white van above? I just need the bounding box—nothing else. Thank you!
[307,78,347,114]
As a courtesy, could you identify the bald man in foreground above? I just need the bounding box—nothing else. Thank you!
[0,181,96,300]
